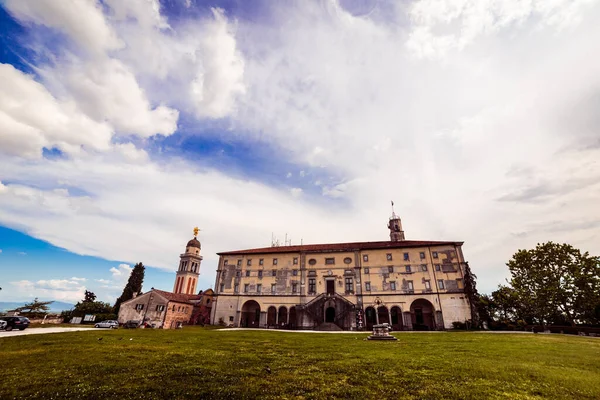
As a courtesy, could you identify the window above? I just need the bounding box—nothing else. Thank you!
[259,258,264,265]
[244,284,249,293]
[245,270,250,277]
[272,269,277,277]
[257,284,262,293]
[405,265,411,273]
[425,280,431,290]
[271,284,276,294]
[432,251,438,259]
[390,281,396,291]
[386,253,393,261]
[172,305,176,311]
[292,269,298,276]
[365,281,371,291]
[308,258,317,265]
[325,257,335,265]
[258,270,263,278]
[403,252,409,261]
[345,277,353,292]
[344,257,352,264]
[388,266,394,273]
[273,258,278,265]
[234,284,239,293]
[135,304,144,311]
[293,257,298,265]
[407,280,414,290]
[435,264,441,272]
[206,299,211,304]
[229,316,234,322]
[438,279,445,290]
[364,267,370,274]
[247,259,252,266]
[308,278,316,293]
[237,259,242,267]
[156,305,165,311]
[219,283,225,292]
[292,283,298,293]
[420,252,426,259]
[224,259,229,266]
[421,264,427,272]
[363,254,369,262]
[236,270,241,277]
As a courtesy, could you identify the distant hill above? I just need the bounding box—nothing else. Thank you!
[0,301,74,313]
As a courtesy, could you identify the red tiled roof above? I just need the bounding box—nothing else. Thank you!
[217,240,463,256]
[152,289,202,304]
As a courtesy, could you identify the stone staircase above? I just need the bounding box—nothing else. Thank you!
[315,322,343,331]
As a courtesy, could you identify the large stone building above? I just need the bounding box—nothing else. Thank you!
[117,229,215,328]
[211,211,473,330]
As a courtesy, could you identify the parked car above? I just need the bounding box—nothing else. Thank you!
[0,316,30,331]
[123,320,140,329]
[94,320,119,329]
[0,320,7,330]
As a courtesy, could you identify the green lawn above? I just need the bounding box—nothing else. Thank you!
[1,328,599,399]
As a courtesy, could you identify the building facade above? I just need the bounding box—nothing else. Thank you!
[211,212,473,330]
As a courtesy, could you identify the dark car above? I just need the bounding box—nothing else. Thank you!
[0,316,30,331]
[123,320,140,329]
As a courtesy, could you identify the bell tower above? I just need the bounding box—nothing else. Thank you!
[173,227,203,295]
[387,201,405,242]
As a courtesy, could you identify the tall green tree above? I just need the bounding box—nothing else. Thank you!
[507,242,600,325]
[113,262,145,315]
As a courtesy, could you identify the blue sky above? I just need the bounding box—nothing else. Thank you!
[1,0,600,304]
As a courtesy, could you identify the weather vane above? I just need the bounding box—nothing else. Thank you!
[193,227,200,237]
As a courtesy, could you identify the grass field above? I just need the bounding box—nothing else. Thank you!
[1,328,599,399]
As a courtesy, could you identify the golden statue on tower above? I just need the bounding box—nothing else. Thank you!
[193,227,200,237]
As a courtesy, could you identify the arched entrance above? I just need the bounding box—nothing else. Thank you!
[267,306,277,326]
[377,306,390,325]
[325,307,336,323]
[410,299,435,331]
[391,306,403,331]
[241,300,261,328]
[365,306,376,330]
[288,306,297,329]
[278,306,288,327]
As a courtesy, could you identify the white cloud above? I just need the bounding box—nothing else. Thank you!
[290,188,303,198]
[0,64,113,158]
[405,0,597,58]
[110,263,133,279]
[54,58,179,137]
[3,0,123,55]
[10,279,86,303]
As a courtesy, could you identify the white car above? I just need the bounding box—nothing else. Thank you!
[0,320,7,330]
[94,320,119,329]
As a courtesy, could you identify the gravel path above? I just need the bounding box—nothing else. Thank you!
[0,327,95,337]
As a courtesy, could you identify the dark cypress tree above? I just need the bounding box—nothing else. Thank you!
[462,261,481,328]
[113,262,145,315]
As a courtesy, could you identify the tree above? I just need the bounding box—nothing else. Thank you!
[507,242,600,326]
[462,262,482,327]
[16,298,54,319]
[83,290,97,303]
[113,262,145,315]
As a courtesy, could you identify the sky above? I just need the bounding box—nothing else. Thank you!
[1,0,599,305]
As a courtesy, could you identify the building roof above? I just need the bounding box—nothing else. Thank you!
[186,237,201,249]
[217,240,464,256]
[152,289,202,304]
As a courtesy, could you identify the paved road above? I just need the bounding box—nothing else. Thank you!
[0,327,95,337]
